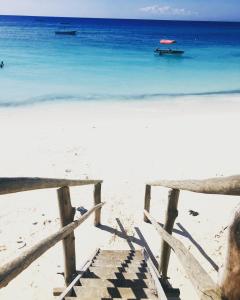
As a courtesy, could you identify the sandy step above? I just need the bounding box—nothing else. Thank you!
[98,250,143,259]
[94,256,144,261]
[74,286,158,299]
[98,250,142,254]
[95,256,145,262]
[98,251,143,257]
[79,278,151,288]
[94,255,144,261]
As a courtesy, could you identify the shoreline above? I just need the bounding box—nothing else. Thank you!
[0,92,240,110]
[0,93,240,114]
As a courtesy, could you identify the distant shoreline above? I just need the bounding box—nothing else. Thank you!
[0,14,239,24]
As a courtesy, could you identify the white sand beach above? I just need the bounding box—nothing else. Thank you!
[1,95,240,300]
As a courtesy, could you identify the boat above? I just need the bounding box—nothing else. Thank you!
[154,48,184,55]
[55,31,77,35]
[154,39,184,55]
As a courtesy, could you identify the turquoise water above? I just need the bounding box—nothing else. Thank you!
[0,15,240,106]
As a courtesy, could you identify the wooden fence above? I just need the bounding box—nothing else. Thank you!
[0,177,104,289]
[144,175,240,300]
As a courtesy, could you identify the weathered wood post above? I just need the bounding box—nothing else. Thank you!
[220,208,240,300]
[159,188,180,277]
[94,182,102,226]
[144,184,151,222]
[57,186,76,286]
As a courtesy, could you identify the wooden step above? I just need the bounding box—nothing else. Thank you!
[94,257,145,263]
[91,260,147,268]
[94,256,145,262]
[79,278,151,288]
[98,250,142,254]
[97,250,144,259]
[89,265,149,274]
[66,298,156,300]
[95,257,144,262]
[83,268,151,280]
[74,286,158,299]
[98,250,143,257]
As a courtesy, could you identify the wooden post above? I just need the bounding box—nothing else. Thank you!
[159,188,180,277]
[144,184,151,222]
[220,208,240,300]
[94,183,102,226]
[57,186,76,286]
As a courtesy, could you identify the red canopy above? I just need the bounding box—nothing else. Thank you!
[160,39,176,44]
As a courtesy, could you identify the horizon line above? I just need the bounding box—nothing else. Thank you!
[0,13,239,23]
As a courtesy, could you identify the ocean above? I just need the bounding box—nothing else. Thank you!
[0,15,240,106]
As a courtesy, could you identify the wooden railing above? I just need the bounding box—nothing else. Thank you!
[144,175,240,300]
[0,177,104,289]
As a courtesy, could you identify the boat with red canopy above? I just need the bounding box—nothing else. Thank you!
[154,39,184,55]
[160,39,176,44]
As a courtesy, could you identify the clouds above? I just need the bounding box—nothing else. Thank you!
[140,4,197,17]
[0,0,238,21]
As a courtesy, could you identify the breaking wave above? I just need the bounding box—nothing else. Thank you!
[0,89,240,107]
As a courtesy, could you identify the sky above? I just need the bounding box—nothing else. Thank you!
[0,0,239,22]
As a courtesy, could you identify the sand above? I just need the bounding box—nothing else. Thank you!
[0,95,240,299]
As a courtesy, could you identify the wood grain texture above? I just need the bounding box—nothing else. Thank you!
[0,203,105,289]
[94,183,102,226]
[220,208,240,300]
[0,177,103,195]
[57,186,76,285]
[159,188,180,276]
[144,210,221,300]
[143,185,151,222]
[147,175,240,195]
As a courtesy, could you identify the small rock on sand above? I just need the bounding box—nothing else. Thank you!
[189,210,199,217]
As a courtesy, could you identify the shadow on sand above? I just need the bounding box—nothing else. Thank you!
[98,218,158,268]
[156,221,219,272]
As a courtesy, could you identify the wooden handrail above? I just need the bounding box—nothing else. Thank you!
[147,175,240,195]
[0,202,105,289]
[144,210,221,300]
[0,177,103,195]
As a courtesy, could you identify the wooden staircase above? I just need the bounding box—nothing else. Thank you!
[60,249,168,300]
[3,176,240,300]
